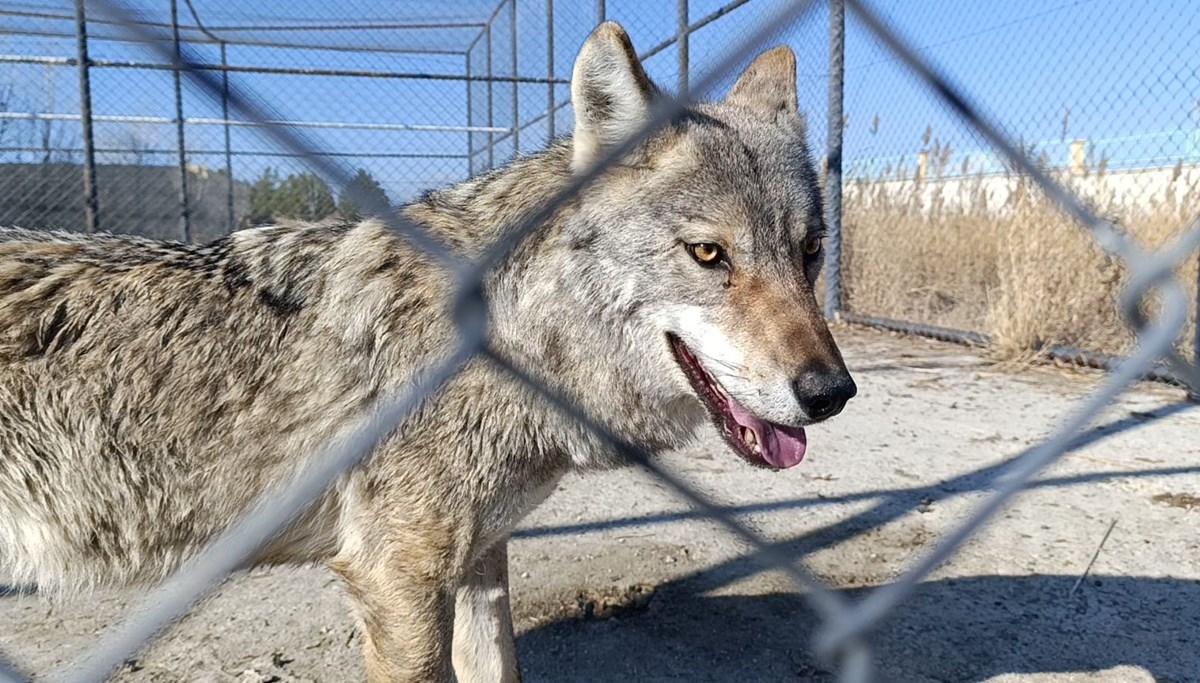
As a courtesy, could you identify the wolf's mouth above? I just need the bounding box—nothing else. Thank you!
[667,334,807,470]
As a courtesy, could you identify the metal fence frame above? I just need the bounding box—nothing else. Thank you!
[814,5,1200,397]
[4,0,726,238]
[2,0,580,236]
[1,1,1198,681]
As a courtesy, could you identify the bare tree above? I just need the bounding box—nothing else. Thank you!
[112,125,158,166]
[39,65,57,164]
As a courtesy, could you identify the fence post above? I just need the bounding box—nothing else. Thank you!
[823,0,845,320]
[169,0,191,242]
[510,0,520,155]
[546,0,555,142]
[486,20,495,170]
[1195,261,1200,402]
[73,0,99,235]
[677,0,689,98]
[466,51,474,176]
[596,0,606,22]
[220,41,234,233]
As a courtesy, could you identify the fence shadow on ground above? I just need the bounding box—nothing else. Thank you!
[517,574,1200,682]
[516,400,1200,682]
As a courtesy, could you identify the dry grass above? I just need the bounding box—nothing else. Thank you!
[841,163,1200,359]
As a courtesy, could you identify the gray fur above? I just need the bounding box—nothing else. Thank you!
[0,23,852,682]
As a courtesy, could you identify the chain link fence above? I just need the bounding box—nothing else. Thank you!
[835,2,1200,371]
[1,0,1198,681]
[2,0,560,241]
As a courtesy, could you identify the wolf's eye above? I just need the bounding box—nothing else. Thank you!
[687,242,725,266]
[803,235,822,256]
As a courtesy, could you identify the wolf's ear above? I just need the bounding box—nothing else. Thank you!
[724,46,799,120]
[570,22,655,172]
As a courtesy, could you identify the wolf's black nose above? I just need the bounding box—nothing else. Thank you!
[792,370,857,422]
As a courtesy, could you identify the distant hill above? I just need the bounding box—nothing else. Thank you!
[0,162,251,243]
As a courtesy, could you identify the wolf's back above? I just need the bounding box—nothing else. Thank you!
[0,221,453,588]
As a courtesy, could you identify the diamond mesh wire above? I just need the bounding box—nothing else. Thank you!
[837,1,1200,363]
[0,1,1197,682]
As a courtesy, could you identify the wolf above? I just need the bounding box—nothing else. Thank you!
[0,22,854,683]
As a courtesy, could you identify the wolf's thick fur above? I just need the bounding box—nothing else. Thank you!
[0,23,853,682]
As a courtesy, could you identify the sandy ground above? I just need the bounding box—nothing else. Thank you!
[2,324,1198,682]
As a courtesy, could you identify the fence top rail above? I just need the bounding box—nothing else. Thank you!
[1,7,488,33]
[0,110,510,135]
[0,54,570,85]
[0,146,468,160]
[0,17,472,57]
[0,5,504,55]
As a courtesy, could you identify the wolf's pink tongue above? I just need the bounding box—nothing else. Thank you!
[727,403,807,469]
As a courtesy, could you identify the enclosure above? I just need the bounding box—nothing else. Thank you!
[1,1,1199,682]
[0,0,791,241]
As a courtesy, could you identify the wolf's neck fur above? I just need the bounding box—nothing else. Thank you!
[402,140,585,374]
[402,141,698,465]
[402,141,575,257]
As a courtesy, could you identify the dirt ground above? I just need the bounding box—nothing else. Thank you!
[2,325,1198,682]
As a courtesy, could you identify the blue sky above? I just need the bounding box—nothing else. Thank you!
[1,0,1198,200]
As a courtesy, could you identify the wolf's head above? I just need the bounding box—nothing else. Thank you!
[559,23,856,470]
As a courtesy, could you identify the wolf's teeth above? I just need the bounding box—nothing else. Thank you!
[741,427,758,449]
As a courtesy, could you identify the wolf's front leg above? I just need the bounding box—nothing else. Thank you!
[334,541,457,682]
[452,538,521,683]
